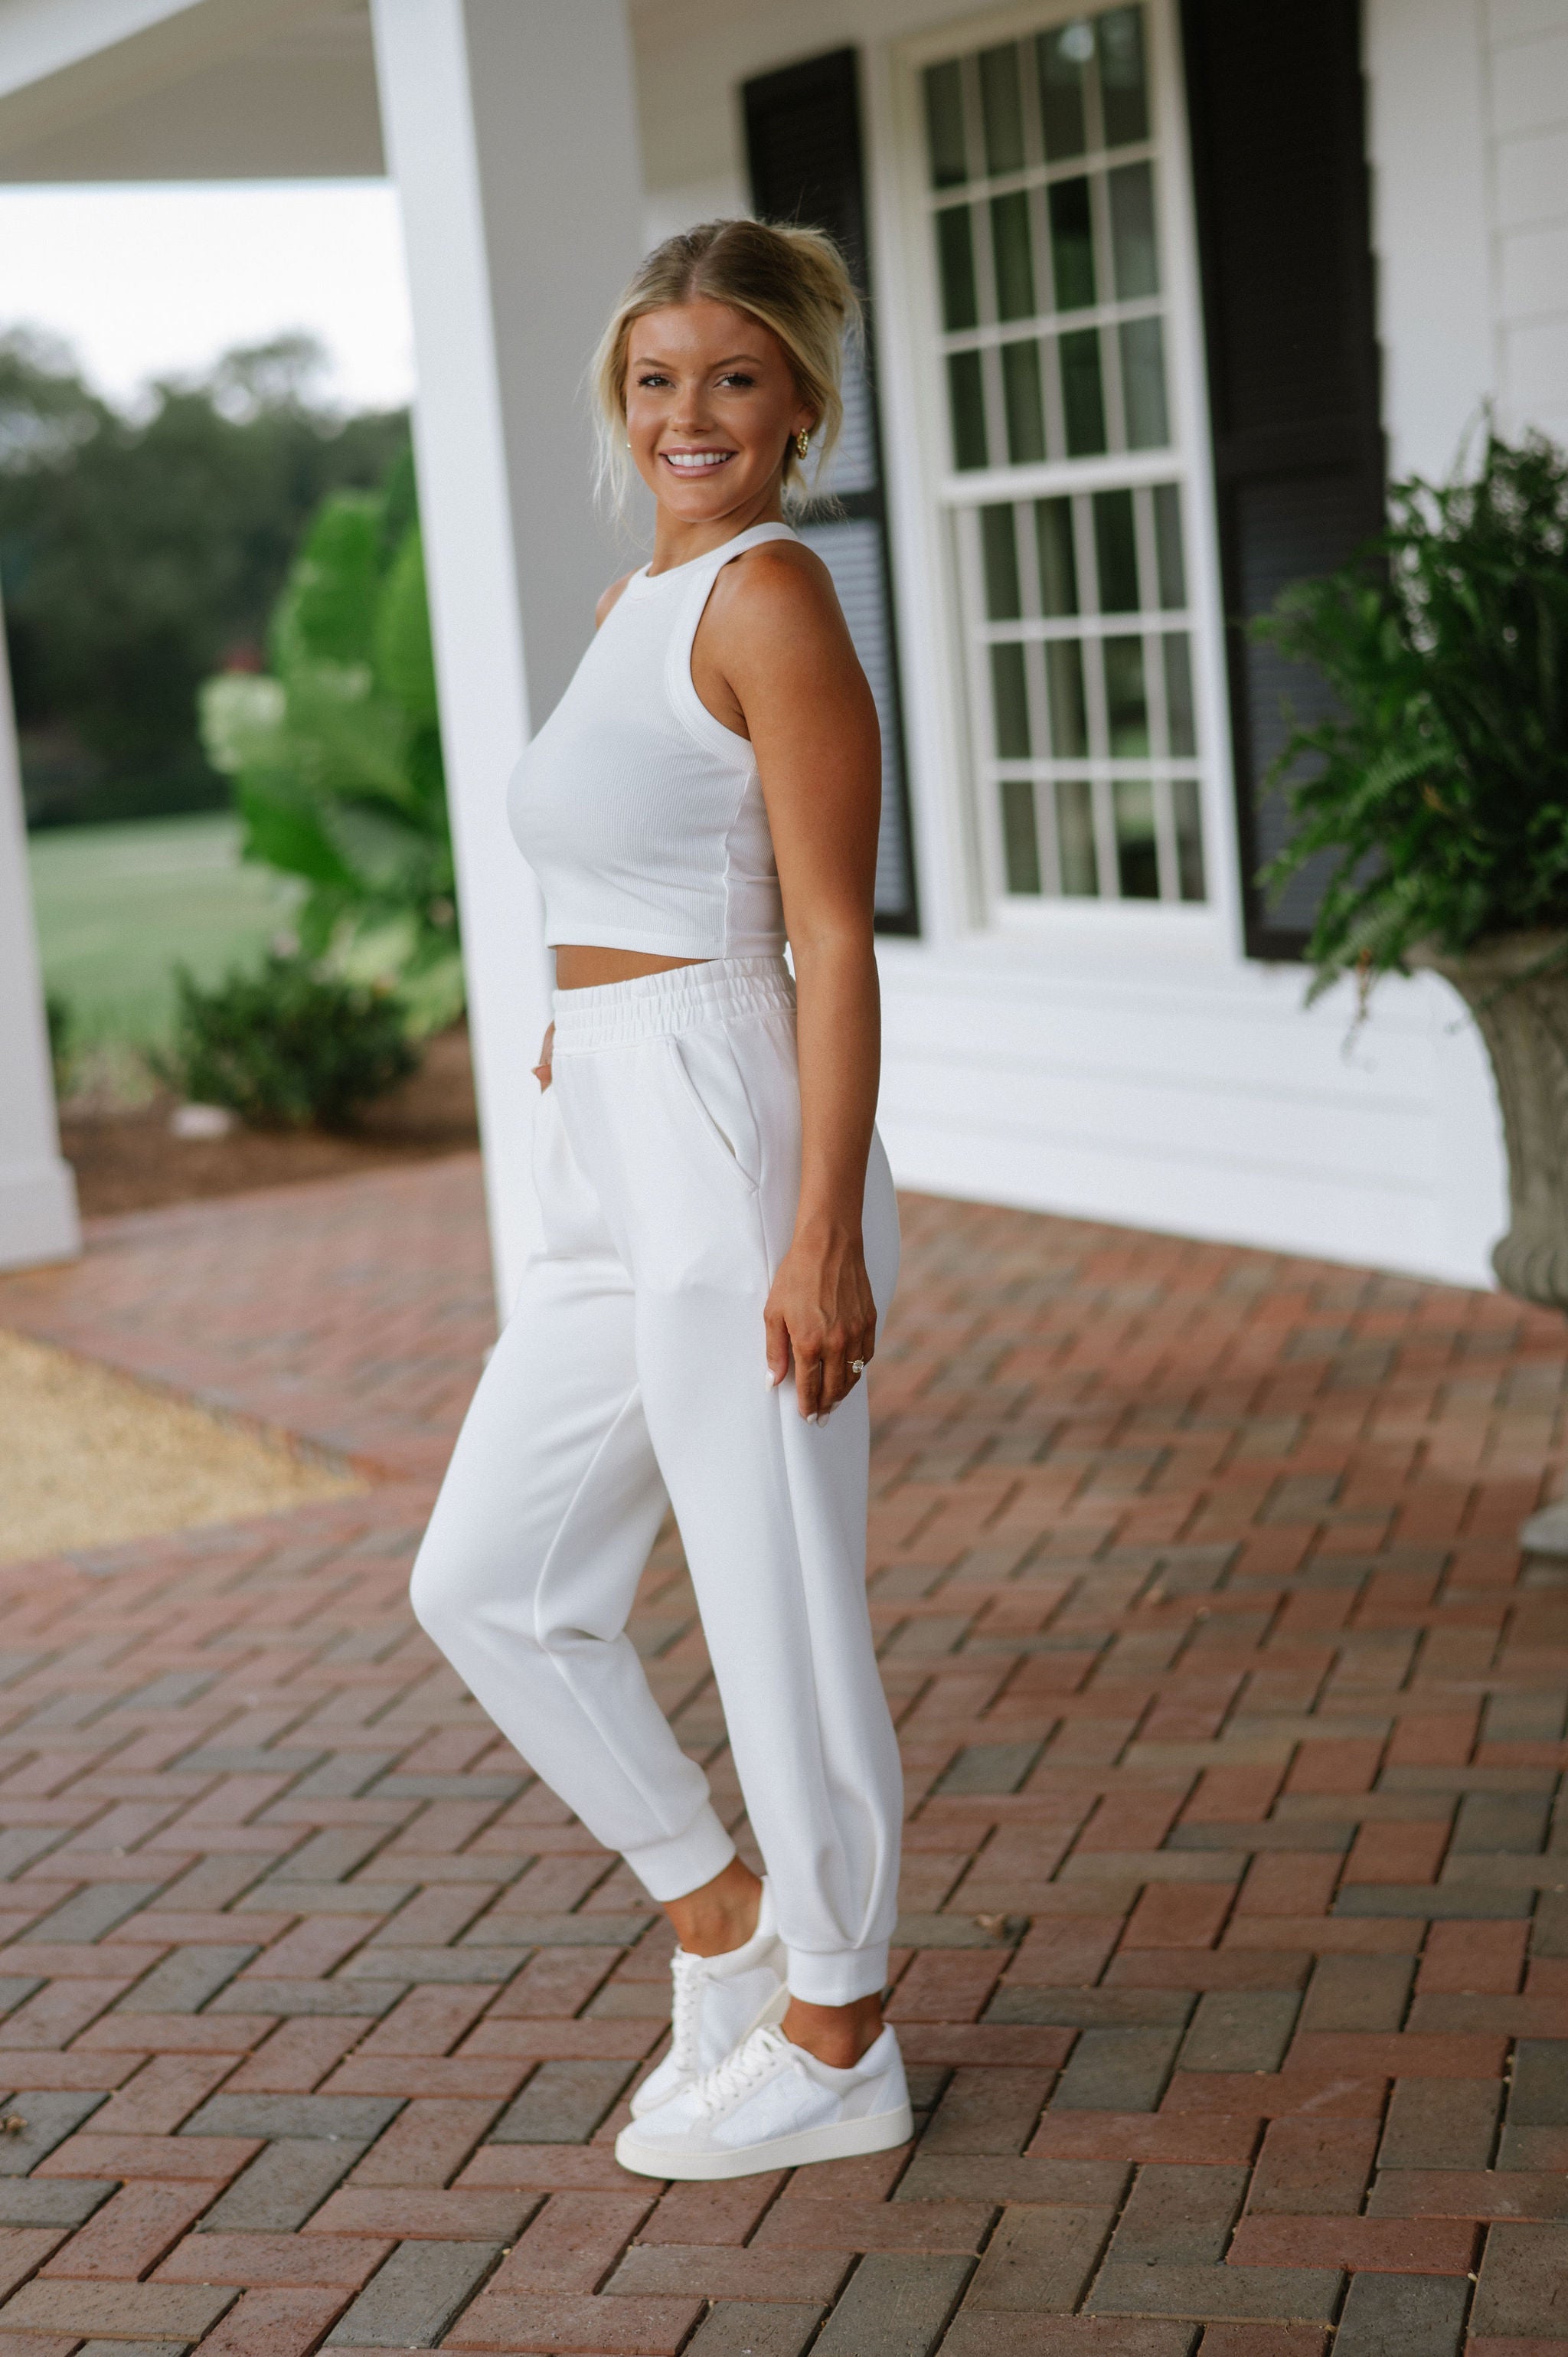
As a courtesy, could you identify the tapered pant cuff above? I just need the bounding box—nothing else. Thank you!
[787,1940,890,2006]
[621,1805,736,1904]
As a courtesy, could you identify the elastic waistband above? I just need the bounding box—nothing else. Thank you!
[551,955,795,1051]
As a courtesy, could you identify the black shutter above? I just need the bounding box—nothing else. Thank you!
[1181,0,1384,959]
[743,48,919,933]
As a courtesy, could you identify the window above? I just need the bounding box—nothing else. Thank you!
[919,4,1210,910]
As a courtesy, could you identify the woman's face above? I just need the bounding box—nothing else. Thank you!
[624,299,813,523]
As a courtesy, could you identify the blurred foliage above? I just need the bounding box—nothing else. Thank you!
[153,951,417,1131]
[200,453,462,1034]
[1259,430,1568,1000]
[0,329,409,825]
[44,990,73,1098]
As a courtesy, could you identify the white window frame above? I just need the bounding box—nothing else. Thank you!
[882,0,1243,959]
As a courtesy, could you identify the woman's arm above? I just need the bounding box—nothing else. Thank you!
[701,546,884,1420]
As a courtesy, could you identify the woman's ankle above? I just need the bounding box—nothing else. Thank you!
[782,1990,883,2068]
[662,1856,763,1958]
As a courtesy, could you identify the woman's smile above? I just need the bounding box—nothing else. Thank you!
[661,446,736,475]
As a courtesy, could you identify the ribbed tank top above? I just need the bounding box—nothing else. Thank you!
[506,521,796,959]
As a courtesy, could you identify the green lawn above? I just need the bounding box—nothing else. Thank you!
[28,811,301,1052]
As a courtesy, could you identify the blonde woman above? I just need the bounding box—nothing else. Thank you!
[410,220,907,2181]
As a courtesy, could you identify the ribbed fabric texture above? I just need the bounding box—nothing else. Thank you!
[508,521,795,959]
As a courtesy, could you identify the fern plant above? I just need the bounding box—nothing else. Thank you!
[1258,430,1568,1000]
[198,451,462,1033]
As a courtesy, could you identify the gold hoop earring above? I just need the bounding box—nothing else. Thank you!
[795,427,811,459]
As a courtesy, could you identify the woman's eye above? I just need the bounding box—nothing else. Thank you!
[718,372,756,388]
[636,372,671,388]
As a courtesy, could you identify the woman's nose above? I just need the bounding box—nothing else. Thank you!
[670,387,714,433]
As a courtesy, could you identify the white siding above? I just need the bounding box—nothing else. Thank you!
[1370,0,1568,472]
[1492,0,1568,443]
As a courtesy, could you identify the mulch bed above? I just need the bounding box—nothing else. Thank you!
[60,1023,482,1218]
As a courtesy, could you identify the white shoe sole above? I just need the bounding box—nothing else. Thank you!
[615,2099,913,2181]
[627,1970,788,2121]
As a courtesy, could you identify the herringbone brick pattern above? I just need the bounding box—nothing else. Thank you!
[1,1156,1567,2355]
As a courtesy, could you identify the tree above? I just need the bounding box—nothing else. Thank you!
[0,329,410,825]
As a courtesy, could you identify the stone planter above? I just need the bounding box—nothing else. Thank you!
[1413,932,1568,1552]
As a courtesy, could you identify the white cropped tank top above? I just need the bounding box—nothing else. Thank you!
[507,521,797,959]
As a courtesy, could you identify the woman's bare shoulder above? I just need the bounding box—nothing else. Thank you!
[595,570,639,629]
[708,538,841,639]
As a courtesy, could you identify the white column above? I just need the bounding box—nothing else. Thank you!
[368,0,645,1310]
[0,587,79,1273]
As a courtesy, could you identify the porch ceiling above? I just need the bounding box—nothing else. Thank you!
[0,0,381,180]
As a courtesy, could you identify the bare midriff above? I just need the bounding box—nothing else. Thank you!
[554,947,713,991]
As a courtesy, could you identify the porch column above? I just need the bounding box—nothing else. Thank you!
[0,592,80,1273]
[368,0,645,1311]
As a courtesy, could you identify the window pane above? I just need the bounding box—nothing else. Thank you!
[1153,483,1187,607]
[1164,632,1196,756]
[980,504,1021,619]
[1001,777,1042,892]
[1034,496,1080,616]
[924,60,969,188]
[1099,5,1150,146]
[948,351,988,469]
[1001,338,1047,463]
[1047,639,1088,757]
[936,207,978,331]
[1104,636,1148,754]
[1109,162,1158,299]
[1093,488,1139,612]
[1172,776,1207,901]
[1114,777,1159,897]
[978,43,1026,175]
[1056,777,1098,894]
[991,642,1031,757]
[1120,316,1169,447]
[1047,177,1096,310]
[1060,329,1107,456]
[1035,22,1089,160]
[990,191,1036,321]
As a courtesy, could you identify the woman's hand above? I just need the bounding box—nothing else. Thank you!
[765,1220,877,1422]
[533,1022,554,1090]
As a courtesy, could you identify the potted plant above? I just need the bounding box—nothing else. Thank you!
[1259,430,1568,1547]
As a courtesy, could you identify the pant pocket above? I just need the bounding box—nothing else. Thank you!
[664,1030,761,1198]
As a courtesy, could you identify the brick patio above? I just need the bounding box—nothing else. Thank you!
[2,1152,1568,2355]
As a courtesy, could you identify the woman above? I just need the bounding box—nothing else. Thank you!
[410,219,907,2182]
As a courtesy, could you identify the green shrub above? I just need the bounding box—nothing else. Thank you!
[198,449,461,1035]
[1257,429,1568,999]
[155,952,417,1131]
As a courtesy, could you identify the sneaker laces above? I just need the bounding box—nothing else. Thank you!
[688,2023,791,2116]
[666,1950,708,2076]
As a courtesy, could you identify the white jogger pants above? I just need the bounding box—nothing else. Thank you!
[410,956,903,2005]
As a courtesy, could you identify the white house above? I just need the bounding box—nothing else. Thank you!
[1,0,1562,1307]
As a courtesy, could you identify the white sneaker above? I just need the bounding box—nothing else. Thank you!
[628,1879,788,2120]
[615,2021,913,2180]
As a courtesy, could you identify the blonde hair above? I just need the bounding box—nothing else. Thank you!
[591,217,859,511]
